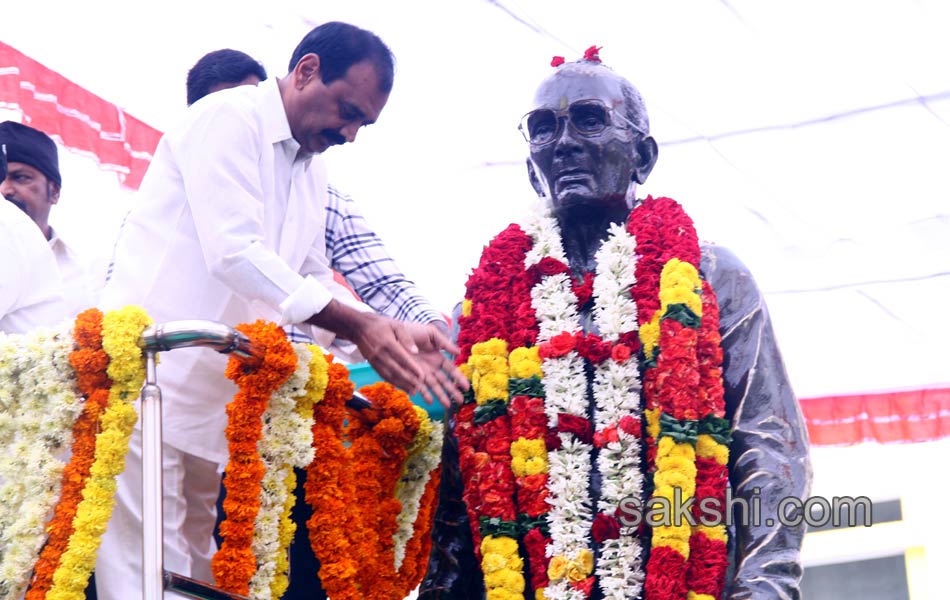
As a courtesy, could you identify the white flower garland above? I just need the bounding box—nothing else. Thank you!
[525,210,594,600]
[392,409,444,570]
[524,210,645,600]
[590,223,644,599]
[248,343,316,600]
[0,324,84,599]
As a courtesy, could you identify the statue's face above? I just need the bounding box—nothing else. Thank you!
[525,64,648,214]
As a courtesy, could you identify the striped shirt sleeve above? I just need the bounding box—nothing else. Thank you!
[324,185,444,326]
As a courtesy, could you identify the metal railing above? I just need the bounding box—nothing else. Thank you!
[138,321,370,600]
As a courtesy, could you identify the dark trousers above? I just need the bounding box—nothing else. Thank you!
[214,466,328,599]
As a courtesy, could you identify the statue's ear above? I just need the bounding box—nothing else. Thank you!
[527,158,544,197]
[632,135,659,184]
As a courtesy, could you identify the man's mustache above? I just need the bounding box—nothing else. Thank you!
[321,129,346,147]
[4,195,27,213]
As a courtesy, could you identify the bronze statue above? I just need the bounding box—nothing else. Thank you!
[421,52,812,599]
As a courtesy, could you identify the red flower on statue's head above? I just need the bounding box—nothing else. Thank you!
[551,56,565,67]
[583,45,603,63]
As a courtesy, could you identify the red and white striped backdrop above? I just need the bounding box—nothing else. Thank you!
[0,40,161,190]
[800,386,949,446]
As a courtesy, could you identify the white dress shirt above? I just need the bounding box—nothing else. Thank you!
[0,200,67,333]
[100,79,373,462]
[49,227,97,318]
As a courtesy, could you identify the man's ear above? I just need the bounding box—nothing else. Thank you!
[527,158,544,197]
[632,135,659,184]
[294,53,321,89]
[48,182,60,205]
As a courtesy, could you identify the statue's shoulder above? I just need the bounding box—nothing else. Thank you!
[700,242,766,324]
[700,242,750,277]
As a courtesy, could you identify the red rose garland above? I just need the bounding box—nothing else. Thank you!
[456,224,536,362]
[629,196,729,600]
[685,280,730,600]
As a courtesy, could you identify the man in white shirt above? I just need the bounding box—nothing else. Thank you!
[96,22,467,599]
[0,121,96,318]
[0,146,67,333]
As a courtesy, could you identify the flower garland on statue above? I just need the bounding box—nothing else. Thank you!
[0,323,83,600]
[529,211,645,600]
[629,196,731,600]
[47,306,152,600]
[454,196,730,599]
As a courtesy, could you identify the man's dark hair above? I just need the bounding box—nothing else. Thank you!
[288,21,395,94]
[186,49,268,106]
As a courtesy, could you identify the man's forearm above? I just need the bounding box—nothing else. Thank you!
[305,298,372,341]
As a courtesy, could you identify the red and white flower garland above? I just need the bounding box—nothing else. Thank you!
[454,196,731,600]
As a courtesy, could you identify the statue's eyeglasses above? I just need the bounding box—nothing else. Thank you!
[518,99,644,146]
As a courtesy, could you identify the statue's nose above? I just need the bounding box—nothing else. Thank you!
[553,121,583,157]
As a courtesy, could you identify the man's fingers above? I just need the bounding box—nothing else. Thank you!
[412,324,460,356]
[417,385,434,406]
[421,368,452,410]
[367,345,422,395]
[431,328,460,356]
[394,322,420,354]
[444,355,470,391]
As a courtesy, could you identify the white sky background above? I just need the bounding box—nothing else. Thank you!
[2,0,948,398]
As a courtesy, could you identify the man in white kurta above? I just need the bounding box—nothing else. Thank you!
[96,22,465,600]
[0,198,67,333]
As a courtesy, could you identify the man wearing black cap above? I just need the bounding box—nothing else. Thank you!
[0,121,95,318]
[0,140,67,333]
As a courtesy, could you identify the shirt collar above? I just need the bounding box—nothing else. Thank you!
[259,77,310,159]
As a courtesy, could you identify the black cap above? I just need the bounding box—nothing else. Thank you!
[0,121,61,186]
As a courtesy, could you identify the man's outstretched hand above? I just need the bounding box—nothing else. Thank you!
[307,301,468,406]
[404,322,470,409]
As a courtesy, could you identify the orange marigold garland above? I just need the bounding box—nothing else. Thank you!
[212,320,297,596]
[304,364,441,600]
[347,382,420,600]
[25,310,111,600]
[305,357,362,600]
